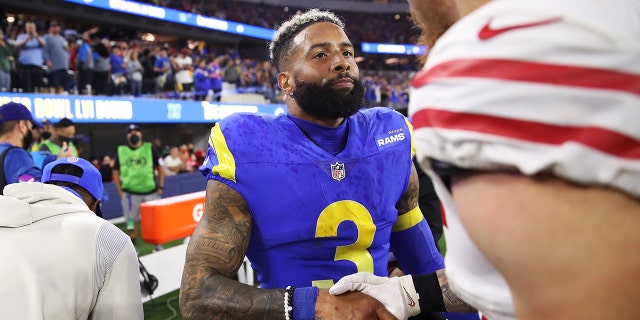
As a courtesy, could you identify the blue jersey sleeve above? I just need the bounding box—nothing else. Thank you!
[5,148,42,183]
[390,207,444,274]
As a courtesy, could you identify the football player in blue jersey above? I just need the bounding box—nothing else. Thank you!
[180,8,472,320]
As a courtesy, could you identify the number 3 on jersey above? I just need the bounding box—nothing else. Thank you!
[313,200,376,288]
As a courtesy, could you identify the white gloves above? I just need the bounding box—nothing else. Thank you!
[329,272,421,320]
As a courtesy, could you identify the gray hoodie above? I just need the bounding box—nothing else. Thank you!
[0,183,143,320]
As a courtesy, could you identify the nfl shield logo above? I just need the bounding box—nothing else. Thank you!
[331,162,345,181]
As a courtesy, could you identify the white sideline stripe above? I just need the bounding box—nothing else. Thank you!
[139,244,187,303]
[138,244,255,303]
[108,217,125,225]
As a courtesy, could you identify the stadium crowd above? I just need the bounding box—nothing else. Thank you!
[141,0,417,44]
[0,5,417,109]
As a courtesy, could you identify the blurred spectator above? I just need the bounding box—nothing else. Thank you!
[153,46,171,94]
[75,27,98,95]
[126,50,143,96]
[0,28,14,92]
[27,123,51,169]
[15,21,45,93]
[40,118,54,145]
[151,137,165,159]
[186,142,195,155]
[118,40,131,64]
[109,45,127,95]
[98,154,113,182]
[363,77,378,108]
[173,47,193,93]
[139,46,157,94]
[207,56,223,101]
[194,148,206,167]
[179,143,196,173]
[256,60,276,101]
[193,59,209,100]
[42,21,70,94]
[39,118,79,158]
[92,41,110,95]
[162,146,184,176]
[89,156,99,168]
[222,56,240,87]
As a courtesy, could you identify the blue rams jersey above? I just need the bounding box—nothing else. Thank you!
[201,107,415,288]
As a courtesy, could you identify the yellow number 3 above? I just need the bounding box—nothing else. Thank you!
[313,200,376,288]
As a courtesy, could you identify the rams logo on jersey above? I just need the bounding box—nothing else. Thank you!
[376,128,406,150]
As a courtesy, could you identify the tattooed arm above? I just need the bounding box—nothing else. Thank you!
[435,270,476,313]
[395,163,421,216]
[179,180,396,320]
[390,164,445,275]
[179,180,284,319]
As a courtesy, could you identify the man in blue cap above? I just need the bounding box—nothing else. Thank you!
[0,102,73,194]
[0,157,143,319]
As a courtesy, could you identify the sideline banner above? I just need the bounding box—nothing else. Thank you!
[0,93,286,124]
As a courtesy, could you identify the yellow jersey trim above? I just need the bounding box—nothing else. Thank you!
[392,206,423,232]
[404,117,416,158]
[208,124,237,182]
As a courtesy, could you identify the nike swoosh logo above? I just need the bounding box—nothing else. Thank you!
[402,286,416,307]
[479,17,562,40]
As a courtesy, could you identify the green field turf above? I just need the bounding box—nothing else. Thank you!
[438,235,447,256]
[114,223,186,256]
[144,290,183,320]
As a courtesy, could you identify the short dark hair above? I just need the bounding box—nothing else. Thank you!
[0,120,18,136]
[54,118,75,129]
[268,8,345,73]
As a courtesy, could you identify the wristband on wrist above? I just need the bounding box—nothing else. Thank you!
[413,273,446,312]
[399,275,421,317]
[157,186,164,190]
[284,286,295,320]
[292,286,318,320]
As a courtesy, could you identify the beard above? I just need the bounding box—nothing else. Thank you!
[292,74,365,120]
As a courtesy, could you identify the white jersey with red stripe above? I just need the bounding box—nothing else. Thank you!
[409,0,640,319]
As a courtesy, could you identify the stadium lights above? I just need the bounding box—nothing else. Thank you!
[385,58,399,65]
[141,33,156,42]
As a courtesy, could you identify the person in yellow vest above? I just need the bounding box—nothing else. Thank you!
[39,118,79,157]
[113,124,165,252]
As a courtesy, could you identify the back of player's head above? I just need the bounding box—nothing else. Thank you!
[269,8,345,73]
[42,157,104,215]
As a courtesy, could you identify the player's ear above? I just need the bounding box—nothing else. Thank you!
[277,72,294,95]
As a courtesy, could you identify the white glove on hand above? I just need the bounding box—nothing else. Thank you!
[329,272,420,320]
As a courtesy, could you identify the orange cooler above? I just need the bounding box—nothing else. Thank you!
[140,191,206,244]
